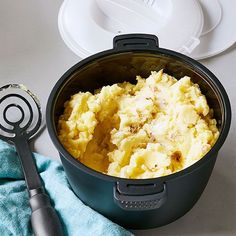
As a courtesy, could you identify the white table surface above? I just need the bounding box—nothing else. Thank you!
[1,1,235,235]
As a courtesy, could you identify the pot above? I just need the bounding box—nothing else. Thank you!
[46,34,231,229]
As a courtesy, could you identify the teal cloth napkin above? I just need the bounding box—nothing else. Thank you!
[0,140,133,236]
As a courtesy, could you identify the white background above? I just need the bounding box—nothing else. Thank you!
[0,1,235,235]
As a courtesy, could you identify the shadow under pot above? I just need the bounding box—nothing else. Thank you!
[46,34,231,229]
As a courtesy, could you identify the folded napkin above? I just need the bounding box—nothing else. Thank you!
[0,140,133,236]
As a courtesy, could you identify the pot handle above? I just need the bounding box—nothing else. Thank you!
[113,182,167,211]
[113,34,159,51]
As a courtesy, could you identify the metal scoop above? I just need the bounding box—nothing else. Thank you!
[0,84,63,236]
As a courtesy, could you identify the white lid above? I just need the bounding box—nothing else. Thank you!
[58,0,236,60]
[58,0,203,58]
[190,0,236,60]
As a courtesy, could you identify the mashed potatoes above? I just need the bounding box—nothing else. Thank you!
[58,70,219,179]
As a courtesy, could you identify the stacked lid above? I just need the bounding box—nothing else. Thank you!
[58,0,236,60]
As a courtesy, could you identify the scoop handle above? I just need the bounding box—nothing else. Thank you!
[14,137,64,236]
[29,189,64,236]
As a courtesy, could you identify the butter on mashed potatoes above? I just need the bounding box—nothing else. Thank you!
[58,70,219,179]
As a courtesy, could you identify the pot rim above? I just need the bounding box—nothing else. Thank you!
[46,45,231,184]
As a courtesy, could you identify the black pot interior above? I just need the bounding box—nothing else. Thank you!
[52,52,224,135]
